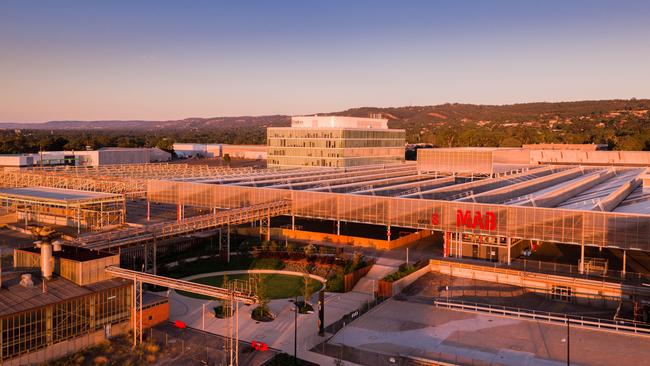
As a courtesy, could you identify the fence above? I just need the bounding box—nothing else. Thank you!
[314,342,463,366]
[434,299,650,337]
[147,325,277,366]
[343,261,375,292]
[323,296,387,336]
[511,258,650,285]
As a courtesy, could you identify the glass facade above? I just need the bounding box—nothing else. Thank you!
[148,180,650,251]
[267,128,405,168]
[0,285,130,362]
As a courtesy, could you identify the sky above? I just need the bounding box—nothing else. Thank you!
[1,0,649,123]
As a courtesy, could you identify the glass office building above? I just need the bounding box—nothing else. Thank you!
[268,116,406,168]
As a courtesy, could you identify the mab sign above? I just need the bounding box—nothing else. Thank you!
[455,209,497,231]
[422,209,497,231]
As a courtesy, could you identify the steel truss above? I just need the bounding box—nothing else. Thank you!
[105,266,257,355]
[72,200,291,250]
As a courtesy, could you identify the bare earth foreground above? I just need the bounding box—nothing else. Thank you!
[329,299,650,366]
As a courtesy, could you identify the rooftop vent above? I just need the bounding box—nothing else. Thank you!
[52,240,63,252]
[20,273,34,287]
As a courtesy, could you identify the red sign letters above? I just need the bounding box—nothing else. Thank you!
[456,210,496,231]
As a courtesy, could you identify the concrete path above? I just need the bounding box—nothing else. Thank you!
[352,257,401,294]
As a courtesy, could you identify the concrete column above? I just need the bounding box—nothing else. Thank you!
[227,224,231,263]
[506,237,512,265]
[146,201,150,222]
[266,215,271,241]
[177,204,182,222]
[622,250,627,277]
[387,225,391,242]
[336,220,340,236]
[579,243,585,274]
[443,232,450,258]
[291,215,295,230]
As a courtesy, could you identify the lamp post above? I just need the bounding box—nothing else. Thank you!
[294,296,298,365]
[566,319,570,366]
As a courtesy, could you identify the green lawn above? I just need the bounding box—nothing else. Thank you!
[177,273,322,300]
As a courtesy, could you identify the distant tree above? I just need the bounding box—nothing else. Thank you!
[155,138,174,152]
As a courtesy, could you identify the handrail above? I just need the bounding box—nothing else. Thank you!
[430,258,650,292]
[72,200,291,249]
[434,299,650,337]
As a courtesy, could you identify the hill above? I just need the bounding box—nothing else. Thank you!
[1,99,649,153]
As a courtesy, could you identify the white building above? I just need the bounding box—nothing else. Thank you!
[0,148,171,169]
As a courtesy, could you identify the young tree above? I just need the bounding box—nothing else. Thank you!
[302,274,313,306]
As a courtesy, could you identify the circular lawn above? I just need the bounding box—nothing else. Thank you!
[177,273,322,300]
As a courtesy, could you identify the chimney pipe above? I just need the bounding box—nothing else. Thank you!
[40,242,53,280]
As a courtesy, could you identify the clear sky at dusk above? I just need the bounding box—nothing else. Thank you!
[1,0,649,122]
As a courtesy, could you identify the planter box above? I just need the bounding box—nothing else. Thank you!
[377,264,431,297]
[343,261,375,292]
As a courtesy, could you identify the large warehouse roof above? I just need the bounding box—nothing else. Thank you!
[160,163,649,214]
[0,187,121,204]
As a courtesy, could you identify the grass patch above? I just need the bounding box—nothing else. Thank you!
[177,273,322,300]
[159,256,284,279]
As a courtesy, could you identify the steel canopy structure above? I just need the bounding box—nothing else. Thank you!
[145,164,650,252]
[0,186,125,231]
[2,161,649,252]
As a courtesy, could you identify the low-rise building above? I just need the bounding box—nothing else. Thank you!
[0,244,169,365]
[0,148,171,169]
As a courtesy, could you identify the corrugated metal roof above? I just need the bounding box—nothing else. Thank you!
[0,274,127,317]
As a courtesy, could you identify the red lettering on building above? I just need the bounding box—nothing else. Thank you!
[431,212,439,226]
[456,210,496,231]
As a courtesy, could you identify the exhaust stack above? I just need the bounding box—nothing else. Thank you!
[40,242,53,280]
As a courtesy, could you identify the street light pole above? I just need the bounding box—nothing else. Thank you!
[294,296,298,365]
[566,319,570,366]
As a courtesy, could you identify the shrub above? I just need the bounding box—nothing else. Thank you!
[303,243,316,256]
[144,343,160,354]
[214,304,233,318]
[383,264,417,282]
[295,300,314,314]
[93,356,108,366]
[251,306,274,322]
